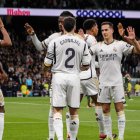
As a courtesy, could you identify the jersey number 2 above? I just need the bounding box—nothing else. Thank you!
[65,48,75,68]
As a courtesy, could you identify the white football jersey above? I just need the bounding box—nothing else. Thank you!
[90,40,134,86]
[44,34,91,74]
[80,34,97,80]
[42,32,62,50]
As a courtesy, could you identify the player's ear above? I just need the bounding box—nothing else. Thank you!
[74,25,76,32]
[111,28,114,34]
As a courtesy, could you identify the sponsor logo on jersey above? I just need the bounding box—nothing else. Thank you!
[99,49,103,52]
[99,53,117,61]
[113,47,117,52]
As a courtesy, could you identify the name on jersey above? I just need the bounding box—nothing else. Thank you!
[60,39,80,46]
[99,53,117,61]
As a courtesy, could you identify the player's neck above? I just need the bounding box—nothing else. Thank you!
[104,37,114,45]
[65,31,75,35]
[86,30,95,37]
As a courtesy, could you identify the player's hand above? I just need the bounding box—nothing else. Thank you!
[117,23,125,37]
[124,26,136,40]
[0,17,4,29]
[24,23,35,35]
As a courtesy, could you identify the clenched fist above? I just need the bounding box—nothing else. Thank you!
[24,23,35,35]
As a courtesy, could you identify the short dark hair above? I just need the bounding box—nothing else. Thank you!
[101,21,114,29]
[63,17,76,32]
[83,19,97,30]
[60,11,74,17]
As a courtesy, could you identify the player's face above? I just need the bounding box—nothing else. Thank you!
[101,24,113,40]
[93,24,99,36]
[58,16,65,32]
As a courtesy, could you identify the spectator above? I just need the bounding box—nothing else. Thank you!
[25,75,33,92]
[20,82,28,97]
[134,81,140,96]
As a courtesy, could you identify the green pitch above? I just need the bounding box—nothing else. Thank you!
[3,96,140,140]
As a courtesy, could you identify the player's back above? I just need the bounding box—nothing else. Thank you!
[51,34,89,74]
[41,32,62,50]
[80,34,97,80]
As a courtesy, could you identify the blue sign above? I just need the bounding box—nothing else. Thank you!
[76,10,125,18]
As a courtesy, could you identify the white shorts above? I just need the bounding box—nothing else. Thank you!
[52,73,80,108]
[97,85,125,103]
[0,89,4,106]
[80,77,99,96]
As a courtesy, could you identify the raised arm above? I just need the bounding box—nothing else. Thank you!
[118,23,140,54]
[0,62,8,83]
[0,17,12,47]
[24,23,44,51]
[124,26,140,53]
[117,22,125,37]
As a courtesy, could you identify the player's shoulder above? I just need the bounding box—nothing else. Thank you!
[114,39,131,48]
[85,34,97,46]
[49,32,62,38]
[114,39,126,44]
[85,34,96,41]
[74,33,85,40]
[95,41,104,46]
[68,33,86,44]
[43,32,62,44]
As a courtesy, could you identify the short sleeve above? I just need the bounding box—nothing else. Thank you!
[85,34,97,48]
[82,43,91,66]
[120,41,134,56]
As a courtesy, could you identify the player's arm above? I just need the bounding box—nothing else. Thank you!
[24,23,45,51]
[80,65,89,71]
[81,43,91,71]
[0,62,8,83]
[118,23,125,38]
[43,63,52,78]
[0,17,12,47]
[44,41,54,77]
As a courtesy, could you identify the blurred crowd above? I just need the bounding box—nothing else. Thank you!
[1,0,140,10]
[122,53,140,78]
[0,26,52,97]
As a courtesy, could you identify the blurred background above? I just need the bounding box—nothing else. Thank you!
[0,0,140,97]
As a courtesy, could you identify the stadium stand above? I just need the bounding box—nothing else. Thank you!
[1,0,140,10]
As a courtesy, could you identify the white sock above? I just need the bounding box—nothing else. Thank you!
[103,113,112,138]
[66,112,70,137]
[70,115,79,140]
[53,113,63,140]
[48,107,55,139]
[95,106,105,134]
[118,111,125,139]
[0,113,4,140]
